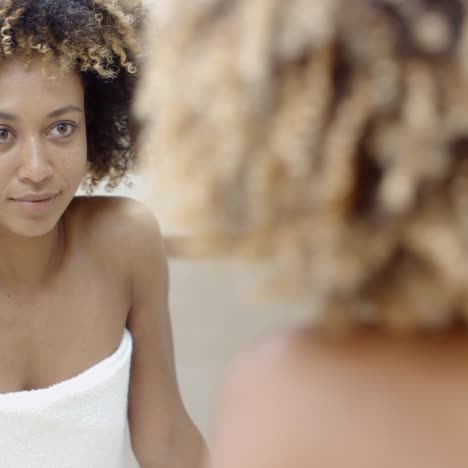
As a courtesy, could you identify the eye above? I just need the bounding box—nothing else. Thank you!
[0,127,15,144]
[48,121,78,138]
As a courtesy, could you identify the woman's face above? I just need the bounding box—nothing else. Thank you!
[0,55,87,239]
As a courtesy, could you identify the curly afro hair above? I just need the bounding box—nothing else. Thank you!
[0,0,144,191]
[141,0,468,334]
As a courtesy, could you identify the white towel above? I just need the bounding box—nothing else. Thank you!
[0,329,140,468]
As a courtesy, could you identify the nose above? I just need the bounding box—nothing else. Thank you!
[17,137,53,184]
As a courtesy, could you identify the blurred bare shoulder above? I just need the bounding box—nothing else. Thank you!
[211,327,468,468]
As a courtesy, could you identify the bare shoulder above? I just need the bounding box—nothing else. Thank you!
[211,327,338,467]
[68,195,162,240]
[222,327,317,393]
[212,328,468,468]
[220,327,354,398]
[220,326,468,403]
[66,196,165,259]
[216,327,345,422]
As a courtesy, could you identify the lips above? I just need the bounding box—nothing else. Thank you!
[8,192,61,215]
[11,192,58,202]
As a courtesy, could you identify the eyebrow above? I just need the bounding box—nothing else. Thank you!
[0,112,16,121]
[0,105,83,122]
[47,105,83,119]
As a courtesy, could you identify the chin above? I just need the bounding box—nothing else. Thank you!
[4,217,62,239]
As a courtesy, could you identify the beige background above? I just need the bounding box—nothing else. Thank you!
[169,258,308,436]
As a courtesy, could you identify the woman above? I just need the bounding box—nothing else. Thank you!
[139,0,468,466]
[0,1,204,467]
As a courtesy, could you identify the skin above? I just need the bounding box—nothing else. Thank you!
[209,326,468,468]
[0,56,205,468]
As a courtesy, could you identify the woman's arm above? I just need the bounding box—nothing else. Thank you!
[124,201,206,468]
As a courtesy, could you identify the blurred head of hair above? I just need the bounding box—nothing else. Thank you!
[138,0,468,334]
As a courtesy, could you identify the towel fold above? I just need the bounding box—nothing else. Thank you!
[0,329,139,467]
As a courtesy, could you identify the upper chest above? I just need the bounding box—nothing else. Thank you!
[0,245,132,393]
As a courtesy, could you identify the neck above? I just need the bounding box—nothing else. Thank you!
[0,221,64,290]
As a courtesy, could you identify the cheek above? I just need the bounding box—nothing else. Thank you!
[0,157,23,190]
[0,165,15,195]
[56,140,88,180]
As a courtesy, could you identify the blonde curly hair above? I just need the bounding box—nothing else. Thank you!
[139,0,468,333]
[0,0,144,190]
